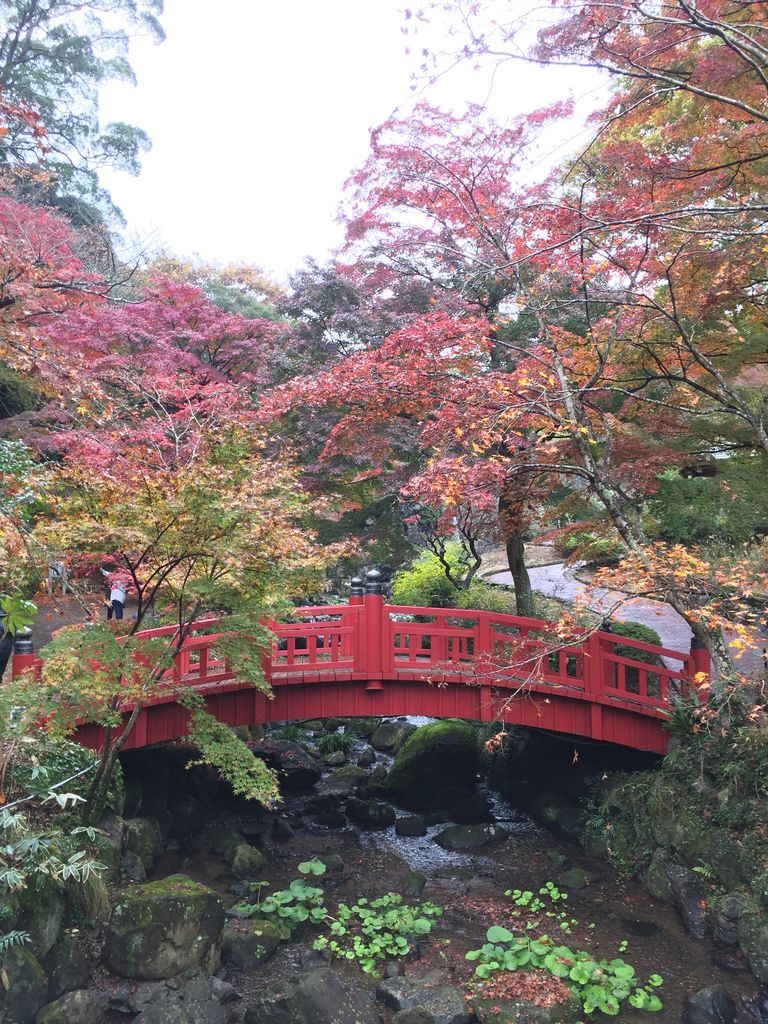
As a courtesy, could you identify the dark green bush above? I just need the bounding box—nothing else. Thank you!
[608,620,662,664]
[649,463,768,544]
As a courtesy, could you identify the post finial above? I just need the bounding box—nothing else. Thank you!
[350,576,364,597]
[365,569,383,595]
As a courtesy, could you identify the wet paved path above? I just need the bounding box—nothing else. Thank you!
[488,562,766,676]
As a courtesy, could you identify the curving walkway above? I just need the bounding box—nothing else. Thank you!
[488,563,766,676]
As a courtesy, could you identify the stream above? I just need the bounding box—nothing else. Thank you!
[117,718,763,1023]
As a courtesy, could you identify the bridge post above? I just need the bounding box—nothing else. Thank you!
[349,577,364,606]
[363,570,385,689]
[584,631,607,740]
[11,631,36,680]
[689,636,711,681]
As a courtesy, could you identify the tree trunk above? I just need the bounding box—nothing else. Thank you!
[506,531,534,617]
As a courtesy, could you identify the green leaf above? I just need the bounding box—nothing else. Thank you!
[486,925,515,944]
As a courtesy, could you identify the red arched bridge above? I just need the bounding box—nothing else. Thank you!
[13,574,709,755]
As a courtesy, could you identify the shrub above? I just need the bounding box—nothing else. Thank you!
[649,463,768,544]
[608,621,662,665]
[391,546,516,612]
[315,731,356,756]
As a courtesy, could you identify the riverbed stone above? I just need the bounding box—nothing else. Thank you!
[35,989,105,1024]
[434,823,505,851]
[668,864,708,938]
[318,766,368,797]
[709,832,745,890]
[212,830,266,880]
[244,967,380,1024]
[347,798,396,829]
[126,817,164,871]
[393,1012,435,1024]
[371,719,417,753]
[682,984,736,1024]
[358,747,376,767]
[641,847,674,902]
[0,946,46,1024]
[256,740,322,791]
[43,932,90,999]
[558,867,588,890]
[396,815,427,837]
[450,793,493,824]
[376,976,471,1024]
[98,813,128,880]
[385,721,478,803]
[400,872,427,897]
[105,874,225,980]
[221,920,281,970]
[122,849,148,883]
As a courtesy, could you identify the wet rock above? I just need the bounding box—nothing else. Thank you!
[710,832,745,890]
[126,817,164,871]
[105,874,225,980]
[371,719,417,754]
[43,932,90,999]
[432,786,473,813]
[712,949,750,974]
[425,811,451,826]
[400,872,427,898]
[434,823,505,851]
[396,815,427,837]
[36,989,105,1024]
[322,750,346,767]
[710,893,748,947]
[545,849,570,870]
[314,810,347,829]
[384,962,404,978]
[683,985,736,1024]
[322,854,344,873]
[221,920,281,970]
[386,722,478,804]
[347,798,396,830]
[449,793,493,824]
[130,974,238,1024]
[256,740,322,791]
[668,864,708,938]
[357,747,376,767]
[738,913,768,984]
[533,791,583,841]
[317,766,368,797]
[273,815,295,839]
[376,976,471,1024]
[0,947,46,1024]
[244,967,380,1024]
[351,718,381,739]
[558,868,588,890]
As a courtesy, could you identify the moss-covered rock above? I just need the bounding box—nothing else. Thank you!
[370,719,417,754]
[434,823,505,850]
[346,798,396,830]
[211,829,266,879]
[17,877,63,958]
[738,912,768,984]
[125,817,164,871]
[473,993,581,1023]
[0,946,46,1024]
[36,990,104,1024]
[221,919,281,970]
[385,720,478,803]
[317,766,368,797]
[104,874,225,980]
[43,932,90,999]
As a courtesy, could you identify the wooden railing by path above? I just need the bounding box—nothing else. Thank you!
[12,572,709,754]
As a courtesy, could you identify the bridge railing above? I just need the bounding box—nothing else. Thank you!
[11,573,708,725]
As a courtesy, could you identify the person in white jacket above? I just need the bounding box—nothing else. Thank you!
[101,569,127,620]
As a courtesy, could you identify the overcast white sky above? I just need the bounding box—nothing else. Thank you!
[99,0,601,282]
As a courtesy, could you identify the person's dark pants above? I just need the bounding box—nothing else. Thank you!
[107,600,124,620]
[0,632,13,681]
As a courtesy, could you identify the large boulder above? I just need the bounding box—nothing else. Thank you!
[371,719,417,754]
[244,967,380,1024]
[105,874,225,980]
[36,990,105,1024]
[472,993,581,1024]
[385,721,478,804]
[668,865,707,939]
[0,946,46,1024]
[17,878,63,958]
[110,972,239,1024]
[317,766,368,798]
[434,823,505,851]
[212,831,266,880]
[221,920,281,971]
[43,932,90,999]
[254,740,322,791]
[376,976,471,1024]
[709,892,748,947]
[738,912,768,984]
